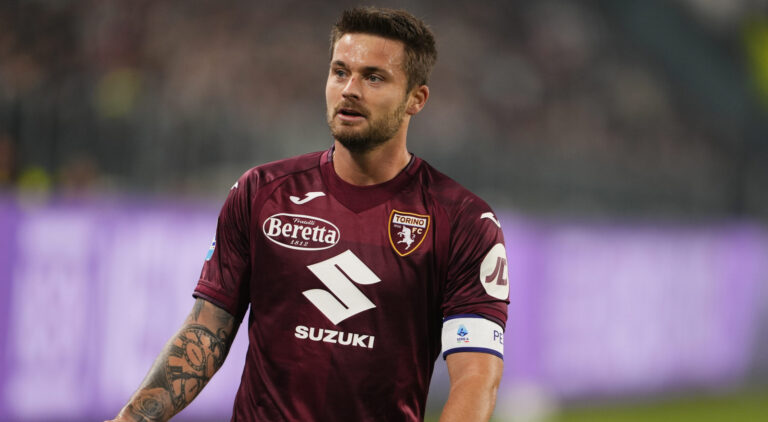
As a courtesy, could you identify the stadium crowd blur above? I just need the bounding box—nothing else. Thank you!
[2,0,768,218]
[0,0,768,420]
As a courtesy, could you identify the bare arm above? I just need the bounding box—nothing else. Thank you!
[107,298,237,422]
[439,352,504,422]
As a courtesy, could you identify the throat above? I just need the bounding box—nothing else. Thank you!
[332,142,412,186]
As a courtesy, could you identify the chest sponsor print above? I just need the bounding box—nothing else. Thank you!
[263,213,340,251]
[388,209,430,256]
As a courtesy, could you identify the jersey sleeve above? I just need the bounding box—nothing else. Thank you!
[193,173,252,320]
[441,198,509,359]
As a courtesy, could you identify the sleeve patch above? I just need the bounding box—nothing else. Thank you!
[479,243,509,300]
[442,315,504,360]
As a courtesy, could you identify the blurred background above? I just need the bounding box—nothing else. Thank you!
[1,0,767,421]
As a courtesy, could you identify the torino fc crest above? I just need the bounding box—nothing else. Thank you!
[388,210,430,256]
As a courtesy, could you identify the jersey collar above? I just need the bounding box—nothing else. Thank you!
[320,145,422,214]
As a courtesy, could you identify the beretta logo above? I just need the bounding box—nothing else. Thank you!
[263,213,340,251]
[388,209,430,256]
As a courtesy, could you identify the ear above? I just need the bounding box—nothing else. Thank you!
[406,85,429,115]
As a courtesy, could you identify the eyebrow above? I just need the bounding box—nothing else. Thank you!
[332,60,392,77]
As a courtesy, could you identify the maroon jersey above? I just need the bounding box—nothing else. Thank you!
[194,148,509,421]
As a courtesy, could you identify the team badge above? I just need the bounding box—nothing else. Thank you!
[388,210,430,256]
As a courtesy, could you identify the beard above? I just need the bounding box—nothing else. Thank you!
[327,99,407,154]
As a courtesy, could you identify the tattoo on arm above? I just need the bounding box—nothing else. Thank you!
[122,300,236,421]
[127,392,167,421]
[191,298,205,322]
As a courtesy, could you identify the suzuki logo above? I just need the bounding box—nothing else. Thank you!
[304,250,381,324]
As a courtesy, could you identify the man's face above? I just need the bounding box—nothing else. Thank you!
[326,33,411,153]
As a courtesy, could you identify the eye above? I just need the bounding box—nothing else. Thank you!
[334,69,347,78]
[367,74,383,83]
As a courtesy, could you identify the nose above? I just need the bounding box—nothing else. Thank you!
[341,75,361,100]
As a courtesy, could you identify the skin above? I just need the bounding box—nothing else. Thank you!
[106,299,236,422]
[326,33,428,186]
[109,31,502,422]
[441,353,504,422]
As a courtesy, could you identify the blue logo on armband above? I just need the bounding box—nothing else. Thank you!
[456,324,470,343]
[457,325,469,337]
[205,237,216,261]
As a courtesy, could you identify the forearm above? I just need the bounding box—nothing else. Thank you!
[439,375,499,422]
[113,299,235,422]
[440,352,503,422]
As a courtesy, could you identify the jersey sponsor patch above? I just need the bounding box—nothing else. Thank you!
[442,314,504,359]
[479,243,509,299]
[304,250,381,324]
[263,213,340,251]
[294,325,376,349]
[388,209,430,256]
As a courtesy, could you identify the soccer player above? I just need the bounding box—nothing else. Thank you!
[108,7,509,422]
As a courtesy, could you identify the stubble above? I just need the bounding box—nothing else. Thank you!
[328,100,407,154]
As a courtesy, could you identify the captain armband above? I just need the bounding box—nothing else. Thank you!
[441,314,504,360]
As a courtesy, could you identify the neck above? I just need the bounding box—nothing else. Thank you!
[332,134,411,186]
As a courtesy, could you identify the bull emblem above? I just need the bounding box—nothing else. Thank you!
[397,226,417,250]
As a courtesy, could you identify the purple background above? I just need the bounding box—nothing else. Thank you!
[0,196,766,420]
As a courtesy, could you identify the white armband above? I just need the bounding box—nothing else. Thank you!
[442,314,504,360]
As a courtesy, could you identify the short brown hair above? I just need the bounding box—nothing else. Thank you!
[330,7,437,92]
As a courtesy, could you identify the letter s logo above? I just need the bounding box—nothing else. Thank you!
[303,250,381,325]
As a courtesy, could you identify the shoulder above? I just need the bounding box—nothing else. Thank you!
[238,150,324,190]
[222,151,323,213]
[416,159,494,220]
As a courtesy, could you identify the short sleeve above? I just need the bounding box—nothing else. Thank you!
[440,199,508,359]
[442,199,509,328]
[193,174,252,320]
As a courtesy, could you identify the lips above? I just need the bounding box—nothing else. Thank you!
[335,103,368,120]
[339,108,364,117]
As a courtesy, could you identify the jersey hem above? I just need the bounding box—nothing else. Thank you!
[193,281,239,317]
